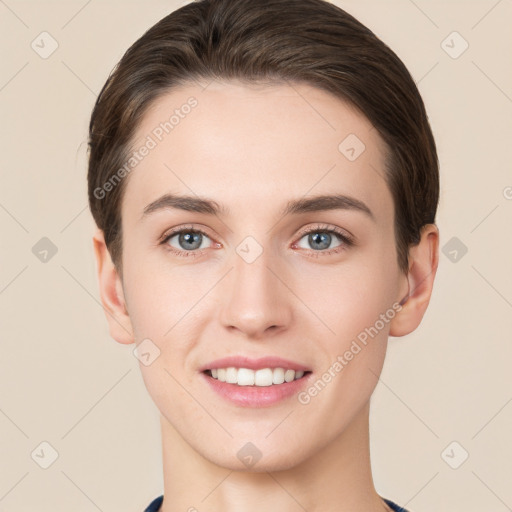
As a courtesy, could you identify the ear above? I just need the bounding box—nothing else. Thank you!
[389,224,439,337]
[92,228,134,344]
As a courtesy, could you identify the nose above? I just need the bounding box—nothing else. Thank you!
[218,246,292,339]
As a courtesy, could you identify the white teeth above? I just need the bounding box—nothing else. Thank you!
[272,367,285,384]
[254,368,272,386]
[284,369,295,382]
[226,367,238,384]
[238,368,255,386]
[207,367,307,386]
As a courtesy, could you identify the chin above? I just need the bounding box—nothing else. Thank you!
[202,439,312,473]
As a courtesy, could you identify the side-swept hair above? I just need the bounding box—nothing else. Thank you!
[87,0,439,275]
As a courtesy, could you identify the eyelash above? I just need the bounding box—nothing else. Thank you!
[159,223,355,259]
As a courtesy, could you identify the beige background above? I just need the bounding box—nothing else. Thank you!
[1,0,511,510]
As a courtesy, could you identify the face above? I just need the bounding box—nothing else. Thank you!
[117,80,408,470]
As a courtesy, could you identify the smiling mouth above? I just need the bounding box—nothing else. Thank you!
[203,368,313,387]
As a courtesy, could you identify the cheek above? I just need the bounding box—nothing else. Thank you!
[123,262,200,406]
[124,239,399,343]
[121,252,171,341]
[300,263,396,420]
[122,251,211,368]
[296,255,397,341]
[125,273,186,340]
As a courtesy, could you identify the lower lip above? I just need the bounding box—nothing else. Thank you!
[200,371,313,407]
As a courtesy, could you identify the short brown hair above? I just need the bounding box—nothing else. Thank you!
[87,0,439,275]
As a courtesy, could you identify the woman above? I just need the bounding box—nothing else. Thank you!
[87,1,439,510]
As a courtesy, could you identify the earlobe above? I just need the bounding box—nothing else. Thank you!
[92,229,134,344]
[389,224,439,337]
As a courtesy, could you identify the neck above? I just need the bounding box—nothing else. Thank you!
[159,402,390,512]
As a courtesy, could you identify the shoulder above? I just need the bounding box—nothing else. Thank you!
[144,494,163,512]
[144,495,409,512]
[382,497,411,512]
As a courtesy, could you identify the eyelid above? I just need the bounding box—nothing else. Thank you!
[160,224,216,243]
[295,223,355,245]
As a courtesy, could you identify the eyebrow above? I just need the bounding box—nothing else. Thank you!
[141,192,375,221]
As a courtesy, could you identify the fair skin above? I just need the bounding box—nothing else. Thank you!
[93,80,438,512]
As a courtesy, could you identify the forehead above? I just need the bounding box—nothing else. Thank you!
[122,80,392,226]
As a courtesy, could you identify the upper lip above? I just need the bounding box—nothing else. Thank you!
[199,355,312,372]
